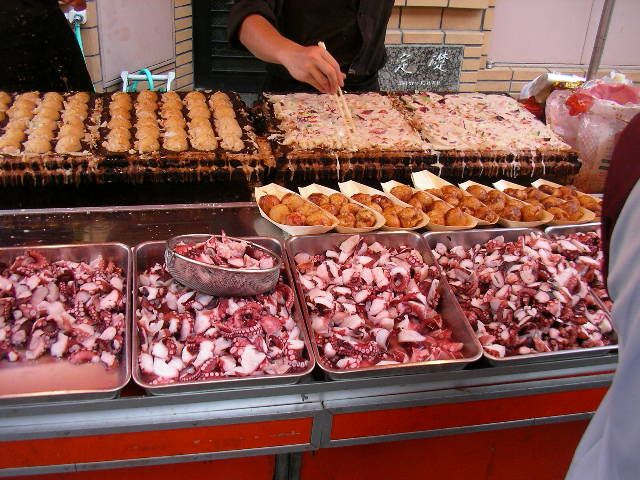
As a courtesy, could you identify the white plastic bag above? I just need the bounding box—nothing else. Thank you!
[545,72,640,192]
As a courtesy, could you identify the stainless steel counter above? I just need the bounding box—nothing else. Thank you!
[0,203,617,477]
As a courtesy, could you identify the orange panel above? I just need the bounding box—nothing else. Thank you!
[302,421,590,480]
[331,387,606,440]
[18,457,275,480]
[0,418,312,469]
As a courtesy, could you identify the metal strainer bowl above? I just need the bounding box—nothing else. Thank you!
[165,234,281,296]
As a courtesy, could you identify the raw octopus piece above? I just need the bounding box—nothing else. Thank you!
[293,235,464,370]
[172,232,275,270]
[548,231,611,309]
[432,233,615,358]
[0,251,126,368]
[137,262,309,385]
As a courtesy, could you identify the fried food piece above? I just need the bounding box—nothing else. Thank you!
[474,206,497,222]
[368,203,383,214]
[427,188,444,199]
[281,193,305,210]
[409,197,425,212]
[526,198,543,207]
[521,204,544,222]
[284,212,306,226]
[383,211,401,228]
[578,195,601,214]
[398,207,422,228]
[557,186,577,200]
[340,203,360,216]
[330,193,349,208]
[487,198,505,213]
[487,190,507,203]
[351,193,372,205]
[306,210,333,226]
[524,187,546,201]
[430,200,450,214]
[504,188,528,201]
[411,191,433,210]
[561,200,583,221]
[441,185,463,200]
[429,212,445,225]
[298,203,320,217]
[356,209,377,228]
[444,207,467,227]
[390,185,414,203]
[322,204,340,216]
[538,185,556,195]
[542,196,564,209]
[548,207,568,221]
[268,204,290,224]
[371,194,394,210]
[466,185,488,202]
[500,205,522,221]
[307,193,330,206]
[443,195,461,207]
[338,213,356,228]
[461,195,482,211]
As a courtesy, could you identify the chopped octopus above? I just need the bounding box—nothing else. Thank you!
[0,251,126,368]
[137,263,308,384]
[432,234,615,358]
[173,232,275,270]
[547,231,611,309]
[293,235,464,370]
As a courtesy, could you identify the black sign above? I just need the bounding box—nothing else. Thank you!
[379,45,463,92]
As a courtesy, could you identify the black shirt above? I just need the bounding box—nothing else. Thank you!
[227,0,394,91]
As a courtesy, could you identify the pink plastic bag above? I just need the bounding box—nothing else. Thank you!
[545,75,640,192]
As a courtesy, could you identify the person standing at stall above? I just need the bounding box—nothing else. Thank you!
[566,113,640,479]
[227,0,394,93]
[0,0,93,92]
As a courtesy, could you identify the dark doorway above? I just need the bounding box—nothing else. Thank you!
[193,0,266,93]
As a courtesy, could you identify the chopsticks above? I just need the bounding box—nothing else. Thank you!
[318,41,356,136]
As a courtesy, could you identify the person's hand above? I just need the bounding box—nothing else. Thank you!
[282,45,346,94]
[60,0,87,10]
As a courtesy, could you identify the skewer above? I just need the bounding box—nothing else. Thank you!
[317,41,356,136]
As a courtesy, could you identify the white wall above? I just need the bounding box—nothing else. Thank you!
[489,0,640,67]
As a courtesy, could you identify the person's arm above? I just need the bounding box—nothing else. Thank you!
[238,14,344,94]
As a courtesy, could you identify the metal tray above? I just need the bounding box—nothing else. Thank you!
[545,222,601,237]
[132,237,315,395]
[0,243,132,404]
[285,232,483,381]
[424,228,618,366]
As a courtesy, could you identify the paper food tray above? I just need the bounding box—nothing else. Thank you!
[298,183,386,234]
[338,180,429,231]
[459,180,553,228]
[411,170,498,227]
[531,178,601,221]
[381,179,477,231]
[255,183,338,236]
[494,179,595,226]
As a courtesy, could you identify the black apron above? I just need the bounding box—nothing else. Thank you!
[264,0,379,92]
[0,0,93,92]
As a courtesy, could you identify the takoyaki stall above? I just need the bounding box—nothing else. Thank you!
[0,84,617,479]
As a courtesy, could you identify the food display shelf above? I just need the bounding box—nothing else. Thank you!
[0,203,617,478]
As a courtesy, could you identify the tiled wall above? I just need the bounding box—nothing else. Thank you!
[80,0,638,94]
[80,0,193,92]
